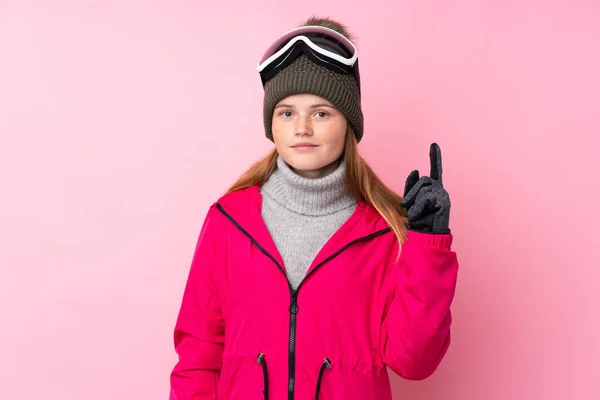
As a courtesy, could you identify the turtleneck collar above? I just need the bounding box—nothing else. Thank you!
[260,156,358,217]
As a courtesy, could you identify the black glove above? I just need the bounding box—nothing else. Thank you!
[400,143,451,234]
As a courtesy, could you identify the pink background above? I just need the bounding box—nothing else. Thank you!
[1,1,598,399]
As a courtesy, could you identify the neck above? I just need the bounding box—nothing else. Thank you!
[292,159,341,179]
[260,156,357,216]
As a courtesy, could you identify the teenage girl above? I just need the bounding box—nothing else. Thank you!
[169,16,459,400]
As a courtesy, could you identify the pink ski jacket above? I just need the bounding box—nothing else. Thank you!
[170,185,459,400]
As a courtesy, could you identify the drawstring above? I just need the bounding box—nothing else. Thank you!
[315,358,332,400]
[257,353,269,400]
[257,354,331,400]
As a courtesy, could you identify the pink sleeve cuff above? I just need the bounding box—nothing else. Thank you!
[407,230,453,250]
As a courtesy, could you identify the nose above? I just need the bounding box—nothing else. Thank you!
[294,116,313,137]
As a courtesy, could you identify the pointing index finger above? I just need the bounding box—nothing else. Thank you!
[429,142,443,184]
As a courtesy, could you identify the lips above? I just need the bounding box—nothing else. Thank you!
[291,143,318,148]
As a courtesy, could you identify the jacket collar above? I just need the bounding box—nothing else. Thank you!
[215,185,391,275]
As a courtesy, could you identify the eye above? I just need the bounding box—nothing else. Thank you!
[280,111,293,118]
[315,111,329,118]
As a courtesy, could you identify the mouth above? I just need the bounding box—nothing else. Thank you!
[291,144,318,148]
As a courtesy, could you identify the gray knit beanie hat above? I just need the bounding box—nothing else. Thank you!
[263,54,364,143]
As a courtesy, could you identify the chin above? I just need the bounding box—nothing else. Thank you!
[284,154,340,175]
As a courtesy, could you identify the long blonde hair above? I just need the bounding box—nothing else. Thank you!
[226,126,409,255]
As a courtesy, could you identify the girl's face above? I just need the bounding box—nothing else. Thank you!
[272,94,347,179]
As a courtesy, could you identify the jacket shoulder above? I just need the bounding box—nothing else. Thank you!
[210,185,261,212]
[197,185,261,237]
[357,201,394,233]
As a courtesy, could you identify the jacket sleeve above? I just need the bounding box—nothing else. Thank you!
[170,207,225,399]
[380,230,459,380]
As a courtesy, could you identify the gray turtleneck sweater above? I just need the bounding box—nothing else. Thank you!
[259,156,358,289]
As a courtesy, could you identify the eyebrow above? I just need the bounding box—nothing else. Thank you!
[274,103,336,110]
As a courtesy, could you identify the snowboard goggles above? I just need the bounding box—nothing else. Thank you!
[257,25,360,89]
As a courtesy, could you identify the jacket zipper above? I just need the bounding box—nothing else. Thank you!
[288,289,298,398]
[216,203,391,399]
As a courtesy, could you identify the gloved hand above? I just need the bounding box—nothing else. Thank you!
[400,143,451,234]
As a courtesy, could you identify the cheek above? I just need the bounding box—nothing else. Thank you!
[322,121,347,148]
[272,121,292,155]
[271,120,286,143]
